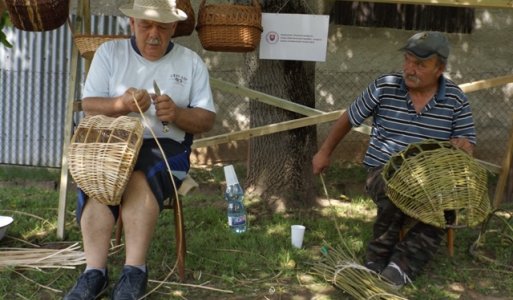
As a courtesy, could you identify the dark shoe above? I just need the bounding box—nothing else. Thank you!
[364,260,386,274]
[380,262,411,289]
[64,269,108,300]
[112,266,148,300]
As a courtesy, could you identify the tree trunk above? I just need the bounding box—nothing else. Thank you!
[244,50,317,212]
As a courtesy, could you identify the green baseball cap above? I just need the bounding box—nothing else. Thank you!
[401,31,450,59]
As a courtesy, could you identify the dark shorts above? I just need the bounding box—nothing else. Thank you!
[76,138,190,224]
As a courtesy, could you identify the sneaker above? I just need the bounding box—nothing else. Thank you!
[111,266,148,300]
[380,262,411,289]
[364,260,387,274]
[64,269,108,300]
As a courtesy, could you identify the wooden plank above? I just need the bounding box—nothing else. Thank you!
[210,78,324,117]
[337,0,513,9]
[193,110,372,148]
[460,74,513,94]
[193,110,345,149]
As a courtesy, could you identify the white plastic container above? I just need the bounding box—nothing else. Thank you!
[0,216,14,240]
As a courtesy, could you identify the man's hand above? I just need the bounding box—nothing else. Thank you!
[450,137,474,155]
[121,88,151,113]
[153,94,177,123]
[312,151,331,175]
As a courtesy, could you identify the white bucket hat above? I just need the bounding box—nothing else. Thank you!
[119,0,188,23]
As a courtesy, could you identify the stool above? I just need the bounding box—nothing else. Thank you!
[399,227,455,257]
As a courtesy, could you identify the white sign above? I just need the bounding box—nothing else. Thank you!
[259,13,329,62]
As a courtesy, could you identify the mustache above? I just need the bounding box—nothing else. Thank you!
[404,73,420,84]
[146,38,160,45]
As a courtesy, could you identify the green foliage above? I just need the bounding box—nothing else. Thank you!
[0,164,511,299]
[0,11,12,48]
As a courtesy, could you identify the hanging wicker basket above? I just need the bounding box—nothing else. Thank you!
[73,34,130,60]
[196,0,262,52]
[69,115,144,206]
[5,0,70,32]
[382,139,490,229]
[174,0,196,38]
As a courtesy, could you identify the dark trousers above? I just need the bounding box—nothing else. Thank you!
[365,167,453,279]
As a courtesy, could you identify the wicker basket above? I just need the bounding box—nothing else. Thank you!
[73,35,130,60]
[5,0,69,32]
[174,0,196,38]
[382,140,490,228]
[69,115,144,205]
[196,0,262,52]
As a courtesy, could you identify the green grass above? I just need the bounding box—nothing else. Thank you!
[0,163,512,299]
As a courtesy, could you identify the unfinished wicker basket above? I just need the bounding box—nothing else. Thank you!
[382,140,490,228]
[196,0,262,52]
[5,0,69,31]
[69,115,144,205]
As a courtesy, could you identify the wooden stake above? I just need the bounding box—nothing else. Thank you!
[493,114,513,208]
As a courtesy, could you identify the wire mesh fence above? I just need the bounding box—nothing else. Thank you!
[205,65,513,168]
[1,14,512,169]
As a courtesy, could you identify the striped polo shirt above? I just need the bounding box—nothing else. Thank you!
[348,72,476,168]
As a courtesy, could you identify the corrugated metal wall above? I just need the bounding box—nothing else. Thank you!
[0,15,129,168]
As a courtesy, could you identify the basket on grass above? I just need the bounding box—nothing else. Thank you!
[73,35,130,60]
[69,115,144,205]
[174,0,196,37]
[5,0,69,31]
[382,139,490,228]
[196,0,262,52]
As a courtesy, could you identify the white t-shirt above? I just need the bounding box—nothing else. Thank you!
[83,39,216,142]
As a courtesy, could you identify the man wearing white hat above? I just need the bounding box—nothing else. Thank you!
[64,0,216,299]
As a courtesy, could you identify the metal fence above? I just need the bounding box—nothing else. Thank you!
[1,15,512,169]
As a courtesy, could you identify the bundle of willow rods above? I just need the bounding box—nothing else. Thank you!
[0,243,85,270]
[311,242,407,300]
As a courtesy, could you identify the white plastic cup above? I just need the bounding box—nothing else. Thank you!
[291,225,306,248]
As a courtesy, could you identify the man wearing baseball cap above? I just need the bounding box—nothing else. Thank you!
[313,31,476,289]
[64,0,216,298]
[401,31,450,62]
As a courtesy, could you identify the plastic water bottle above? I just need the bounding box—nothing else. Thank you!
[223,165,247,233]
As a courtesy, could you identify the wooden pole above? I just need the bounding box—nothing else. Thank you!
[193,110,347,149]
[493,115,513,208]
[57,1,84,240]
[460,74,513,94]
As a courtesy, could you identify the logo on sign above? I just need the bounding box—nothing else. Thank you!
[266,31,279,44]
